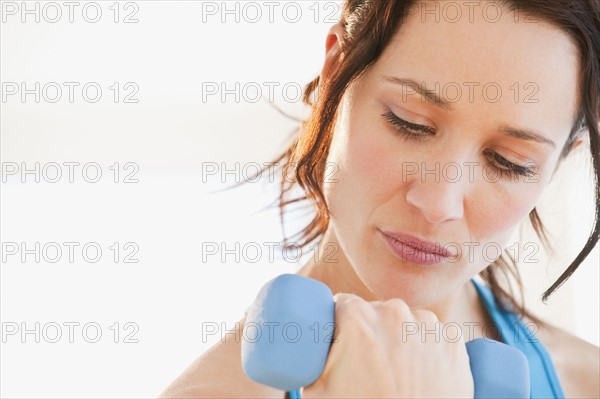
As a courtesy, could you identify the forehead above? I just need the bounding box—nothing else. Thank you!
[369,1,580,143]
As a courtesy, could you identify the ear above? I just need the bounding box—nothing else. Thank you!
[569,137,585,152]
[321,23,345,83]
[551,136,586,178]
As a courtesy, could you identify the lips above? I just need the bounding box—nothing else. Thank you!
[378,229,454,257]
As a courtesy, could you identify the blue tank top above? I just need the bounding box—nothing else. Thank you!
[471,278,566,398]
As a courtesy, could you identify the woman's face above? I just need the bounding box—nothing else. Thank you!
[323,2,580,305]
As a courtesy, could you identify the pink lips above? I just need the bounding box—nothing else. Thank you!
[379,229,454,265]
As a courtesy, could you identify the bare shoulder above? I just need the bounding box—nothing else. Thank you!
[527,316,600,398]
[158,316,285,399]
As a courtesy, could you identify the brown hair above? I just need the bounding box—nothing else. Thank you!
[239,0,600,324]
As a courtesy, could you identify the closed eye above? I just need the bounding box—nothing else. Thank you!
[382,110,538,179]
[382,110,435,139]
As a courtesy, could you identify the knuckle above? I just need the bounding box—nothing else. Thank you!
[332,292,355,305]
[334,292,366,306]
[335,294,377,323]
[337,309,378,343]
[382,298,412,320]
[335,293,367,311]
[413,309,439,323]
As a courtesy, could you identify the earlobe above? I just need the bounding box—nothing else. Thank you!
[321,23,345,83]
[570,137,585,151]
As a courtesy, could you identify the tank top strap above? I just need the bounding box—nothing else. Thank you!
[470,278,566,398]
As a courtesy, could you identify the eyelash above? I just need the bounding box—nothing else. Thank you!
[382,111,538,179]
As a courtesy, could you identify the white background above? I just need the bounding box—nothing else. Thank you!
[1,1,598,397]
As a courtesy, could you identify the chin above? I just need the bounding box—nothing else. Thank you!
[355,261,436,305]
[353,240,447,303]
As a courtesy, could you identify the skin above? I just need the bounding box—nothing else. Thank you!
[318,5,579,315]
[159,1,599,397]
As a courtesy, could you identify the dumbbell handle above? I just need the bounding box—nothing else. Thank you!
[241,274,530,398]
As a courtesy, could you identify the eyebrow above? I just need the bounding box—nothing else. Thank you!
[382,76,454,111]
[382,75,557,149]
[497,125,556,148]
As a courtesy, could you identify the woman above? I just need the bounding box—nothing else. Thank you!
[160,0,600,397]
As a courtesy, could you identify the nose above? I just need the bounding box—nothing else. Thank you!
[405,164,467,224]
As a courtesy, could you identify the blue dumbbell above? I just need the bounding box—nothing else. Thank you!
[242,274,530,398]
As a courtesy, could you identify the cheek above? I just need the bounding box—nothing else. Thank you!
[344,113,404,202]
[351,133,396,187]
[324,96,392,211]
[322,110,401,259]
[335,131,399,220]
[467,177,545,261]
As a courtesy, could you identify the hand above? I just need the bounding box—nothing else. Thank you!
[302,293,475,398]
